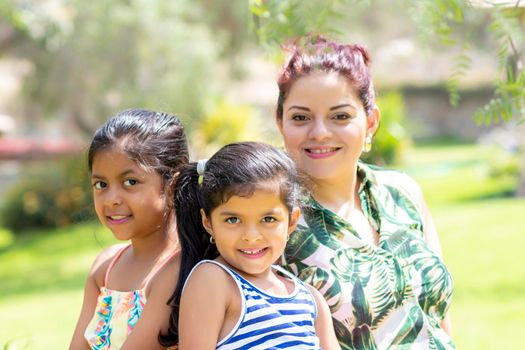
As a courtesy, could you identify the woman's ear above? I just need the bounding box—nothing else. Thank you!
[276,115,284,136]
[287,207,301,234]
[200,209,214,236]
[367,105,381,135]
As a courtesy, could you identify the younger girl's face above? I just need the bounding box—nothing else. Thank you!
[91,146,167,242]
[202,185,300,279]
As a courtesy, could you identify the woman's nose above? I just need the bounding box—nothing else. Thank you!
[308,119,331,141]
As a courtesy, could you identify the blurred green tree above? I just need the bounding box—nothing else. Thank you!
[0,0,253,135]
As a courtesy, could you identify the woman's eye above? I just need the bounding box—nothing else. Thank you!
[123,179,137,186]
[333,113,351,120]
[225,217,241,224]
[292,114,308,121]
[93,181,106,190]
[261,216,277,223]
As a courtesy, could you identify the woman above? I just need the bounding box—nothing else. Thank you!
[275,36,455,349]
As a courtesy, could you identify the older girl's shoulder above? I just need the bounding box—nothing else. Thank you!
[146,248,181,294]
[89,243,129,287]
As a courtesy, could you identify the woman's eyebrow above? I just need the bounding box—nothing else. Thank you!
[287,105,311,111]
[330,103,356,110]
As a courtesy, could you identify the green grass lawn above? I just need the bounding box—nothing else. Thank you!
[402,143,525,349]
[1,142,524,349]
[0,223,116,349]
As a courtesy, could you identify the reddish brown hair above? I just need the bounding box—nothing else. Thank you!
[276,36,375,119]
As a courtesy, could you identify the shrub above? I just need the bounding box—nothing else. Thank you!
[361,91,411,166]
[191,99,270,157]
[0,156,94,233]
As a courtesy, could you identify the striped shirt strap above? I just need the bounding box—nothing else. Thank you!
[183,260,321,350]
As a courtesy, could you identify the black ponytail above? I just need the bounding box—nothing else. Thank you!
[159,162,219,346]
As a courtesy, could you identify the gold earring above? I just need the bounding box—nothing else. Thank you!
[363,135,372,153]
[209,236,216,244]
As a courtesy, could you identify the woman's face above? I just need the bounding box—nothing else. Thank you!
[277,71,379,184]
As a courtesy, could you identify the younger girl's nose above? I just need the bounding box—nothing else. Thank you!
[242,224,262,242]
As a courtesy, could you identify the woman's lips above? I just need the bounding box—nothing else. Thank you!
[304,147,340,159]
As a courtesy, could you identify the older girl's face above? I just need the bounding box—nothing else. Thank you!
[277,71,379,184]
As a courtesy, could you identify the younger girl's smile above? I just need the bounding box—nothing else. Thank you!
[202,186,299,278]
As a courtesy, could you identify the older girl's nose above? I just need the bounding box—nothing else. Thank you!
[103,188,122,206]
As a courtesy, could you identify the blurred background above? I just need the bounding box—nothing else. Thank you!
[0,0,524,348]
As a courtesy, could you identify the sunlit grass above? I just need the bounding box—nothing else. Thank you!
[0,223,114,298]
[401,143,525,349]
[0,222,116,349]
[435,198,525,349]
[402,143,518,206]
[0,290,84,349]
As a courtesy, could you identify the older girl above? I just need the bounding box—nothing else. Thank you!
[70,109,188,349]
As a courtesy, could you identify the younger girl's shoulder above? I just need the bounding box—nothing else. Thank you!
[186,261,240,297]
[182,260,238,307]
[189,260,234,286]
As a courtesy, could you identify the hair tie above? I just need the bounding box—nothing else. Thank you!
[197,159,208,186]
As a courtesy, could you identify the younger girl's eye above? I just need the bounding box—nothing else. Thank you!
[123,179,137,187]
[261,216,277,223]
[225,217,241,224]
[93,181,106,190]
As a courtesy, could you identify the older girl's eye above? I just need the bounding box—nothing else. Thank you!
[93,181,106,190]
[261,216,277,223]
[123,179,137,187]
[225,217,241,224]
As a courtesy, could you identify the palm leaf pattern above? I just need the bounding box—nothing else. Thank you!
[283,162,455,349]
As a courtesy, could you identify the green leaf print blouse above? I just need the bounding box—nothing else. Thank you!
[283,162,455,350]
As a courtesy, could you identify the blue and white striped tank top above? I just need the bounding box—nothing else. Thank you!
[188,260,321,350]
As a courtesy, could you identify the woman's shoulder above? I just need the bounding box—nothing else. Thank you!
[361,162,424,202]
[361,162,417,185]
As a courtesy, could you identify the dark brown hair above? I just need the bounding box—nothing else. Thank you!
[276,35,376,119]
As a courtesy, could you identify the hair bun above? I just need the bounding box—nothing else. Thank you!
[351,44,372,66]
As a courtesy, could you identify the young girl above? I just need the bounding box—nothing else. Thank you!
[69,109,188,350]
[160,142,340,350]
